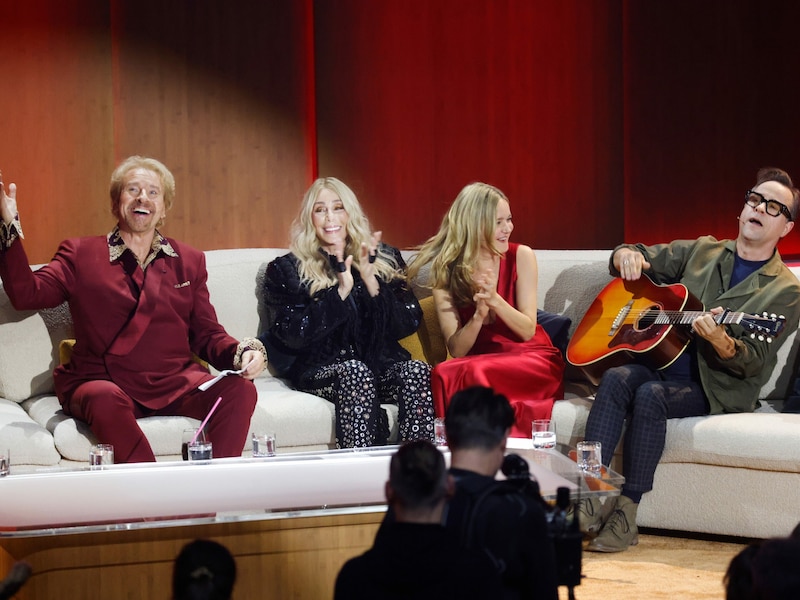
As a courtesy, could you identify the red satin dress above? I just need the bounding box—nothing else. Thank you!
[431,244,565,438]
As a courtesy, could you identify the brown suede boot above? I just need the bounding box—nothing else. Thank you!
[570,496,617,539]
[586,495,639,552]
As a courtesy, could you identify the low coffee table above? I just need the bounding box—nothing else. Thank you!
[0,439,622,536]
[505,437,624,501]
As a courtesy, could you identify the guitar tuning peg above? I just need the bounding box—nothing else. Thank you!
[767,337,773,343]
[758,335,765,341]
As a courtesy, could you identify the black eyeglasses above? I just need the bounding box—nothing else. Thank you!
[744,190,794,221]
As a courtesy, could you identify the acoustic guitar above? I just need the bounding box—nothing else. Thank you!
[566,275,785,385]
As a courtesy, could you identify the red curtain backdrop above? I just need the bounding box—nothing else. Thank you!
[313,0,624,251]
[623,0,800,257]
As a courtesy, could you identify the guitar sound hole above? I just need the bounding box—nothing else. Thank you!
[635,305,662,330]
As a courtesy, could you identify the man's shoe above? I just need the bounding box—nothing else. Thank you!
[586,495,639,553]
[569,496,616,538]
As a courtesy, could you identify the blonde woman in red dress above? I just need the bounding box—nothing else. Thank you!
[408,182,564,438]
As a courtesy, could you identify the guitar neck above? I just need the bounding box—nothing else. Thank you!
[653,310,744,327]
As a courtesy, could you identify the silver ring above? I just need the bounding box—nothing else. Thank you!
[623,260,630,265]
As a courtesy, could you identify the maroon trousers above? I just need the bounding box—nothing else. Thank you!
[65,376,258,463]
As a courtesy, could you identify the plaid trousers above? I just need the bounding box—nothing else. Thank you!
[584,364,709,493]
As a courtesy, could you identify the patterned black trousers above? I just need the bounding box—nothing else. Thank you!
[584,364,709,494]
[302,359,434,449]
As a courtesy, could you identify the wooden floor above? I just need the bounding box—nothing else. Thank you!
[0,510,385,599]
[559,529,752,600]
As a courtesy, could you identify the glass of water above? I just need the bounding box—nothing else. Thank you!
[252,432,276,457]
[188,440,213,462]
[434,418,447,447]
[577,440,603,473]
[89,444,114,469]
[532,419,556,449]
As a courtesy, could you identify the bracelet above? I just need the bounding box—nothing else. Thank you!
[234,337,268,370]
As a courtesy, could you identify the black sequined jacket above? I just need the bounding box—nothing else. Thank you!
[260,245,423,385]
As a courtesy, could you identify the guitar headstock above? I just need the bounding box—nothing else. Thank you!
[741,312,786,342]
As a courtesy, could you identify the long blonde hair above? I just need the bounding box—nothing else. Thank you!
[407,182,506,306]
[290,177,401,295]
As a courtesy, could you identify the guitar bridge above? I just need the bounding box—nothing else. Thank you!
[609,300,633,336]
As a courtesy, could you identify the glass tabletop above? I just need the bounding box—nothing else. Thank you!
[0,442,622,538]
[505,438,624,501]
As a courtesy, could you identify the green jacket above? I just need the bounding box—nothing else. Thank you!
[612,236,800,414]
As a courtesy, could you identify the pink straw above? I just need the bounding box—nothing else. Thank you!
[191,396,222,444]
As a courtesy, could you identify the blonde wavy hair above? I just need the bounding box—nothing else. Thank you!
[290,177,402,295]
[407,182,507,307]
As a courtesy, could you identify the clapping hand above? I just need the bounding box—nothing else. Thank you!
[472,263,498,323]
[332,240,355,300]
[0,171,18,226]
[358,230,381,283]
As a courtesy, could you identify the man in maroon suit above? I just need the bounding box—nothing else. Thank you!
[0,156,266,463]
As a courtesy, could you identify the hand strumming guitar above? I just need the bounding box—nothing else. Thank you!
[614,248,652,281]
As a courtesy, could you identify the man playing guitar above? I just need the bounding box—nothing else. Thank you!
[574,167,800,553]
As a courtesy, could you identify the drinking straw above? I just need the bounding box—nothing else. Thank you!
[191,396,222,445]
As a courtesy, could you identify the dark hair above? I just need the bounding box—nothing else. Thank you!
[724,542,761,600]
[750,537,800,599]
[389,440,447,510]
[444,386,514,451]
[755,167,799,221]
[172,539,236,600]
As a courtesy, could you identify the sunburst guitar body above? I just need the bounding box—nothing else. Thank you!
[566,275,785,385]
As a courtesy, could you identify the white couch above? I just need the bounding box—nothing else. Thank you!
[1,247,799,539]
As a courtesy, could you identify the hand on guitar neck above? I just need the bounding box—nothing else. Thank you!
[693,307,737,360]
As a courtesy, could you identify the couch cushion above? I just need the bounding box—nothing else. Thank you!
[2,397,61,465]
[661,412,800,473]
[399,296,448,366]
[205,248,286,342]
[250,377,337,448]
[0,290,72,403]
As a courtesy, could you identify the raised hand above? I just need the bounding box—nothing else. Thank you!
[0,171,18,226]
[358,230,382,296]
[331,241,355,300]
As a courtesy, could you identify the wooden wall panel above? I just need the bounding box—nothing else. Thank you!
[623,0,800,257]
[0,1,114,265]
[110,0,315,253]
[314,0,624,251]
[0,1,314,265]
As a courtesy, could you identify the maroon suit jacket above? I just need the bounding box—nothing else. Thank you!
[0,235,239,409]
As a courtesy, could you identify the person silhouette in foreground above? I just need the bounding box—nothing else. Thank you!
[173,539,236,600]
[443,386,559,599]
[334,440,501,599]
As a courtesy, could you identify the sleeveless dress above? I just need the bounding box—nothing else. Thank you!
[431,244,565,438]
